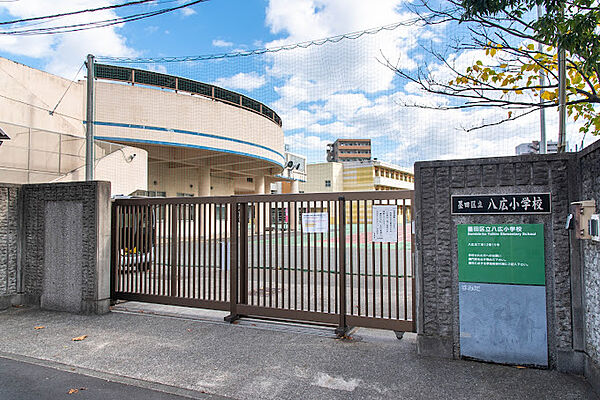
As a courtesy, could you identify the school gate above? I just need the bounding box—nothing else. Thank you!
[110,191,415,334]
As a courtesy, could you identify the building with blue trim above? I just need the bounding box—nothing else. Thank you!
[0,57,289,197]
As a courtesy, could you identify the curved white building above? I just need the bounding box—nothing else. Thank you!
[0,57,286,197]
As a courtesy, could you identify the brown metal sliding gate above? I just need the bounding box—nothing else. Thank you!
[111,191,415,333]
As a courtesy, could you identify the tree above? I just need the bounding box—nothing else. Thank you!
[382,0,599,140]
[461,0,600,76]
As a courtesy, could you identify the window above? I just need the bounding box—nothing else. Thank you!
[177,192,194,197]
[325,180,331,187]
[131,190,166,198]
[247,177,254,183]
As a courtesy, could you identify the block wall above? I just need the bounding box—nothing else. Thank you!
[0,184,20,308]
[414,152,579,371]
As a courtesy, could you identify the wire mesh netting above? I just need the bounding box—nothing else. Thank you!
[95,16,595,169]
[0,120,136,186]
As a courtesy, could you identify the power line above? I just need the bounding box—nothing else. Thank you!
[97,18,425,63]
[49,62,85,116]
[0,0,205,35]
[0,0,162,26]
[0,93,82,121]
[0,0,208,35]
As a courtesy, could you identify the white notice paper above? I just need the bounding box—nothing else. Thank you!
[372,205,397,242]
[302,212,328,233]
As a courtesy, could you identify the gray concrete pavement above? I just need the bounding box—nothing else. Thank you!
[0,304,596,400]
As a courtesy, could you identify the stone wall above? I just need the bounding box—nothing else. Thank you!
[414,151,581,372]
[0,184,21,309]
[578,140,600,391]
[0,181,111,314]
[415,139,600,392]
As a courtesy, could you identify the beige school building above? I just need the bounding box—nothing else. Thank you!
[303,160,414,224]
[0,57,305,197]
[305,160,414,193]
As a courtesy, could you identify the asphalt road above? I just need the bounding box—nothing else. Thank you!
[0,356,223,400]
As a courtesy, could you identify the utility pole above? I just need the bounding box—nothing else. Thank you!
[537,5,547,154]
[85,54,95,181]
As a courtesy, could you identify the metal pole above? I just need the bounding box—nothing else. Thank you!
[85,54,95,180]
[225,201,240,323]
[336,196,347,337]
[557,6,567,154]
[537,5,547,154]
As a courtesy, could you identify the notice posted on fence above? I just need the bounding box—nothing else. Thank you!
[302,212,329,233]
[372,205,397,242]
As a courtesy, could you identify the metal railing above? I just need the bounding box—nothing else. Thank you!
[94,63,282,127]
[111,191,414,333]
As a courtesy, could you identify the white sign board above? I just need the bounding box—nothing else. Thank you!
[302,212,329,233]
[372,205,397,242]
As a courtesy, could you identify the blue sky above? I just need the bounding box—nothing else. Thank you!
[121,1,276,58]
[0,1,593,165]
[0,1,278,74]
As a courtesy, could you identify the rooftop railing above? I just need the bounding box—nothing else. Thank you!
[94,63,282,127]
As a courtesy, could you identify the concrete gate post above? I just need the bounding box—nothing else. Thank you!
[18,181,112,314]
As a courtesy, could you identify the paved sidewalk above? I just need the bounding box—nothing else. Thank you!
[0,304,596,400]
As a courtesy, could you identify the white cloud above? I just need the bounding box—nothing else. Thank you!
[177,0,197,17]
[212,39,234,47]
[213,72,266,91]
[308,120,360,136]
[376,103,550,165]
[322,93,371,120]
[266,0,403,41]
[264,0,423,100]
[285,133,332,160]
[148,64,168,74]
[145,25,160,34]
[180,7,196,17]
[262,0,447,163]
[0,0,137,78]
[281,108,332,131]
[261,0,582,165]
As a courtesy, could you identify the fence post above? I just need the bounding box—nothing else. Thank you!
[170,205,178,296]
[225,201,240,322]
[336,196,348,337]
[110,202,117,303]
[239,203,249,305]
[410,194,417,332]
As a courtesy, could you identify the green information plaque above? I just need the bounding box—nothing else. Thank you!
[457,224,545,285]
